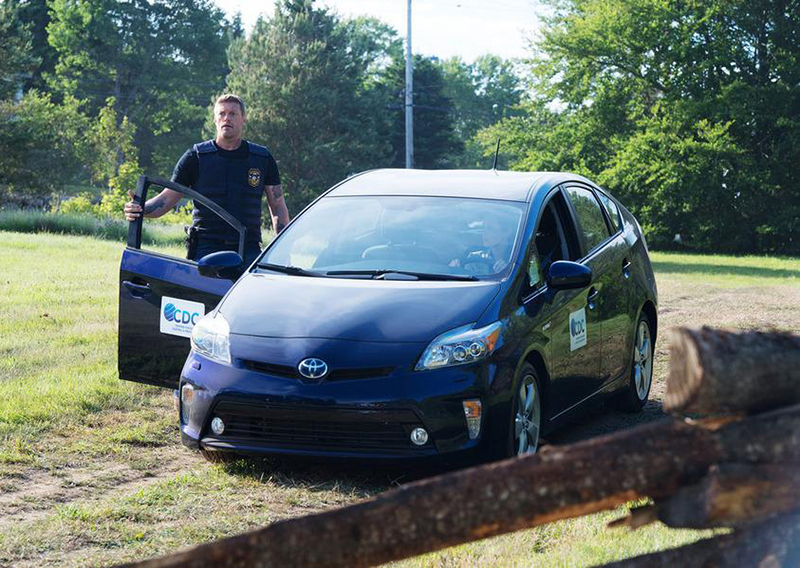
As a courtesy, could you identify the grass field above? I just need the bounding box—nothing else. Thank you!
[0,231,798,567]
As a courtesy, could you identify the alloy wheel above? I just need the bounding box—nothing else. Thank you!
[633,319,653,401]
[514,375,541,455]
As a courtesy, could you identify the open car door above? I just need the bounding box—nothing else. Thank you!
[118,175,246,388]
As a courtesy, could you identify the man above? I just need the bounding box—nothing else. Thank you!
[449,210,516,274]
[123,94,290,266]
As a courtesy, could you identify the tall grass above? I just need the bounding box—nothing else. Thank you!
[0,209,185,246]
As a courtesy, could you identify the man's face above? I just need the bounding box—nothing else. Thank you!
[482,219,511,248]
[214,102,245,141]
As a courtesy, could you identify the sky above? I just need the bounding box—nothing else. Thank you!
[213,0,544,62]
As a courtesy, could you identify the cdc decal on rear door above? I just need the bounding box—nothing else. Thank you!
[160,296,205,338]
[569,307,587,351]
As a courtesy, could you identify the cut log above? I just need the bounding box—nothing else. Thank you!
[664,327,800,415]
[599,512,800,568]
[116,406,800,568]
[656,463,800,529]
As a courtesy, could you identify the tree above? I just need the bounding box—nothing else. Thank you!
[0,91,91,202]
[46,0,233,173]
[380,55,463,169]
[225,0,391,214]
[439,55,524,168]
[0,0,38,100]
[487,0,799,253]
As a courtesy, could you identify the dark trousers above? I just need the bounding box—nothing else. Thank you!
[194,238,262,267]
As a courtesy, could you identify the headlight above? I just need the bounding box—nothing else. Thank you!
[190,313,231,364]
[415,322,502,371]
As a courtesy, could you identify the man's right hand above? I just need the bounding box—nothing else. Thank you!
[124,190,142,222]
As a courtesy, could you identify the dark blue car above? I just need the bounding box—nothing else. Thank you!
[119,169,657,462]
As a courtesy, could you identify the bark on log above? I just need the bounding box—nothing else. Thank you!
[656,463,800,529]
[599,512,800,568]
[664,327,800,415]
[117,406,800,568]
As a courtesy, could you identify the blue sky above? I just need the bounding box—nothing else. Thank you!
[213,0,543,61]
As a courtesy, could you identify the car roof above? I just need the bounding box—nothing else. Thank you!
[326,169,592,203]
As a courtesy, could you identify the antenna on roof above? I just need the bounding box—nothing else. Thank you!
[491,138,501,171]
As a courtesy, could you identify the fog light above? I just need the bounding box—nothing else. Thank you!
[463,399,482,439]
[410,427,429,446]
[210,416,225,436]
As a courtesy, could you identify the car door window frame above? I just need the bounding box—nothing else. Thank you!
[521,187,583,300]
[562,182,616,260]
[127,175,246,261]
[594,188,623,236]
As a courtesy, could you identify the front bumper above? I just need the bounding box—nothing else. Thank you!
[178,341,499,460]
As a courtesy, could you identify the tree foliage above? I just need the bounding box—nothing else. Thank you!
[0,0,38,100]
[225,0,391,214]
[46,0,233,172]
[487,0,799,253]
[0,91,91,201]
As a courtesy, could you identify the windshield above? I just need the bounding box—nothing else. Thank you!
[261,195,527,278]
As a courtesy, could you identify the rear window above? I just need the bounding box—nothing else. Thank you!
[564,186,610,254]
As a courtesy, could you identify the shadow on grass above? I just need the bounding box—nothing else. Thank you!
[652,261,799,280]
[219,453,455,492]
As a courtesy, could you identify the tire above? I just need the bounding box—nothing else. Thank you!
[507,363,542,457]
[200,449,240,464]
[619,313,654,413]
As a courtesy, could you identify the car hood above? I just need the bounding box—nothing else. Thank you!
[218,273,501,342]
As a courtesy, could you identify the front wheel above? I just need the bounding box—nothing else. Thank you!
[509,364,542,456]
[619,313,654,412]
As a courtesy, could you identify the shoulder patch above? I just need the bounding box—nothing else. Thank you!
[247,142,270,157]
[193,140,216,154]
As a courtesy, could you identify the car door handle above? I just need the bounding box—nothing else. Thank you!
[587,287,599,309]
[622,258,631,278]
[122,280,151,298]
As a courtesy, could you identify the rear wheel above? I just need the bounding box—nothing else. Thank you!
[619,313,653,412]
[509,364,542,456]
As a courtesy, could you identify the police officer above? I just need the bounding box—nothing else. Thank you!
[123,94,289,266]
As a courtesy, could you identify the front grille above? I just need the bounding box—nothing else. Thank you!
[208,400,427,452]
[241,360,394,382]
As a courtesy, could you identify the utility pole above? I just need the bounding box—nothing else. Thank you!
[405,0,414,169]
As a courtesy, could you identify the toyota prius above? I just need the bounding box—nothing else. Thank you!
[119,169,657,462]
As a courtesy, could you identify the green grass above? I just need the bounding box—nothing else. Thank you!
[0,209,185,246]
[0,232,176,445]
[0,230,794,567]
[650,251,799,286]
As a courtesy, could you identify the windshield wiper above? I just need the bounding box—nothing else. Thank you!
[256,262,323,277]
[325,269,478,281]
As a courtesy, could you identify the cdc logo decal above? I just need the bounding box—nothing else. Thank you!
[160,296,206,338]
[163,303,200,325]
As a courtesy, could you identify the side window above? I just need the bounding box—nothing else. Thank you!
[564,186,611,254]
[526,191,580,291]
[596,190,621,233]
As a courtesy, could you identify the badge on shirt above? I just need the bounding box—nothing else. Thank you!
[248,168,261,187]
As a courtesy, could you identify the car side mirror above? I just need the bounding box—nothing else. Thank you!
[197,251,244,280]
[547,261,592,290]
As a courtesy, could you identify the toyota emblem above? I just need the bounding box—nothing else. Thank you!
[297,358,329,379]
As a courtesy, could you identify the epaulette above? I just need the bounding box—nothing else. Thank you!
[193,140,217,154]
[247,142,271,157]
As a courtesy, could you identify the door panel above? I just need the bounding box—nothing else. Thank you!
[595,233,632,382]
[118,176,245,389]
[549,281,602,415]
[119,249,233,388]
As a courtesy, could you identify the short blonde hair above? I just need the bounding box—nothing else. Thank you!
[215,94,245,116]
